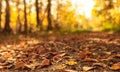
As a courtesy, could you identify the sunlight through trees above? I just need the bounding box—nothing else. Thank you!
[0,0,120,34]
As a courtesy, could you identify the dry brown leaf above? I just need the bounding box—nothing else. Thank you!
[83,66,95,71]
[101,56,113,61]
[110,62,120,70]
[62,69,77,72]
[104,51,111,55]
[29,58,36,63]
[96,55,103,59]
[15,61,25,69]
[58,53,66,57]
[41,59,50,67]
[24,62,39,70]
[78,52,86,59]
[0,62,13,69]
[93,63,108,68]
[113,54,120,58]
[85,50,92,55]
[0,57,6,63]
[53,55,62,63]
[4,64,13,69]
[54,64,66,69]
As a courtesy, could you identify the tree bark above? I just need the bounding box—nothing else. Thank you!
[47,0,52,31]
[35,0,43,31]
[0,0,2,31]
[23,0,28,34]
[3,0,12,33]
[16,1,22,33]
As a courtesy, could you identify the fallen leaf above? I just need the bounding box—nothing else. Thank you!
[104,51,111,55]
[0,66,4,69]
[110,62,120,70]
[113,54,120,58]
[66,60,77,66]
[4,64,13,69]
[6,45,12,48]
[59,53,66,57]
[19,41,26,47]
[0,61,13,69]
[0,57,6,63]
[101,56,113,61]
[54,64,66,69]
[83,66,95,71]
[53,55,62,63]
[93,63,108,68]
[15,61,25,69]
[62,69,77,72]
[78,52,86,59]
[2,52,13,58]
[29,58,36,63]
[84,57,98,62]
[85,50,92,55]
[64,56,73,59]
[41,59,50,67]
[24,62,39,70]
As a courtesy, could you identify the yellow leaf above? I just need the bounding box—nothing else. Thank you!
[66,60,77,66]
[54,64,66,69]
[3,52,13,58]
[83,66,95,71]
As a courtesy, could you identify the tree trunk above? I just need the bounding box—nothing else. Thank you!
[3,0,12,34]
[0,0,2,32]
[35,0,42,31]
[23,0,28,34]
[55,0,61,30]
[16,1,22,33]
[47,0,52,31]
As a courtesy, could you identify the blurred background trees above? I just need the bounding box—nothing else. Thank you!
[92,0,120,31]
[0,0,120,34]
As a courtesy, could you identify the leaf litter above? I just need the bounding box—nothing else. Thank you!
[0,32,120,72]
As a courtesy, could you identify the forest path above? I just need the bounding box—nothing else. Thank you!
[0,32,120,72]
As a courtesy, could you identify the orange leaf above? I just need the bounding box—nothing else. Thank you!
[41,59,50,67]
[15,61,25,69]
[85,50,92,55]
[53,55,62,63]
[110,62,120,70]
[84,57,98,62]
[78,52,86,59]
[20,41,26,47]
[3,52,12,58]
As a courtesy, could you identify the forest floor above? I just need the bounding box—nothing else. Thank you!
[0,32,120,72]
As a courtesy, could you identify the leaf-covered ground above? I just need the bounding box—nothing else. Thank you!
[0,32,120,72]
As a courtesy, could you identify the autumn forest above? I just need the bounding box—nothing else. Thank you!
[0,0,120,72]
[0,0,120,34]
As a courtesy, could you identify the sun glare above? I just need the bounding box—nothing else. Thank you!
[71,0,95,18]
